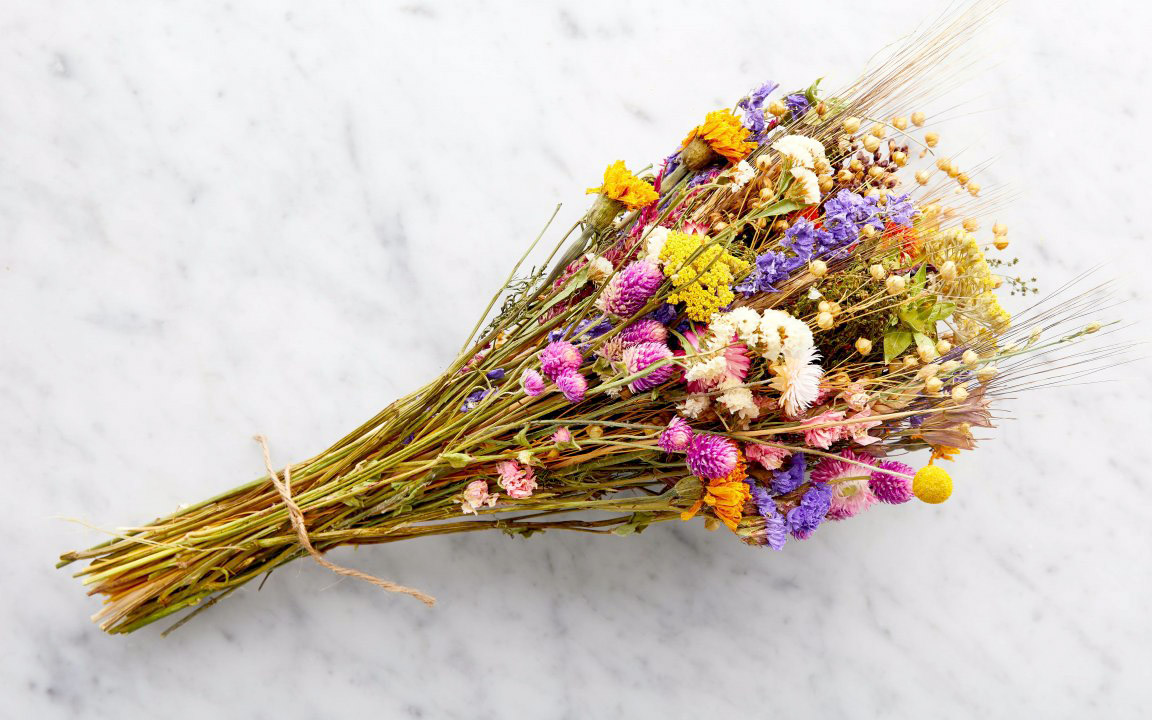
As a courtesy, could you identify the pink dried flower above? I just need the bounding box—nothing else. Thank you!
[461,480,498,514]
[846,408,881,446]
[869,460,915,504]
[539,341,582,380]
[658,416,694,453]
[801,410,846,449]
[554,368,588,403]
[810,449,878,520]
[682,329,750,393]
[521,369,547,396]
[596,260,663,317]
[745,443,791,470]
[686,433,739,479]
[622,341,677,392]
[495,460,537,499]
[552,426,572,444]
[621,318,668,345]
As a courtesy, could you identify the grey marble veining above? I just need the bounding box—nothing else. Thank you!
[2,1,1149,717]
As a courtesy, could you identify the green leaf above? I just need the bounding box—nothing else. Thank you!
[803,77,824,105]
[514,425,531,447]
[884,330,914,363]
[539,266,590,315]
[925,301,955,325]
[612,512,656,537]
[897,305,929,334]
[749,199,801,221]
[439,452,473,469]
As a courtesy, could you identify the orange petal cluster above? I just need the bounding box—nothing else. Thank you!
[586,160,659,210]
[680,452,751,532]
[681,109,757,164]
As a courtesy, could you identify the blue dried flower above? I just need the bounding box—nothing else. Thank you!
[784,93,810,119]
[771,453,807,495]
[883,193,917,226]
[737,80,780,136]
[822,189,884,247]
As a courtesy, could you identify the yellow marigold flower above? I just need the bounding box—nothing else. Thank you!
[587,161,658,211]
[658,231,749,322]
[681,109,757,164]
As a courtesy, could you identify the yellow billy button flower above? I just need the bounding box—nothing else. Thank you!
[913,464,952,504]
[587,161,658,211]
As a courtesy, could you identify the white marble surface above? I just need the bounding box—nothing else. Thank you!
[3,0,1150,717]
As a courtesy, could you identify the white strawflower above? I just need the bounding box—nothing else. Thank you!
[584,253,614,284]
[728,160,756,192]
[717,384,759,420]
[679,394,711,419]
[789,167,821,205]
[684,354,729,386]
[643,226,670,264]
[770,134,828,169]
[770,345,824,416]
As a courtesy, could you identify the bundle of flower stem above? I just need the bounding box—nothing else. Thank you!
[60,11,1120,635]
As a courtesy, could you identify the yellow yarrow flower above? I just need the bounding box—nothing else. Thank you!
[587,161,658,210]
[681,109,757,164]
[658,231,749,322]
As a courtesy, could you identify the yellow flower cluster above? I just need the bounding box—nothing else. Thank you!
[681,109,757,164]
[921,228,1011,340]
[587,161,658,210]
[659,230,749,322]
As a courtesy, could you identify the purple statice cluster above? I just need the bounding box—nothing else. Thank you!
[735,249,806,296]
[548,317,612,345]
[784,93,810,119]
[736,80,780,137]
[745,479,788,550]
[786,482,832,539]
[822,189,885,248]
[459,388,490,413]
[646,303,679,326]
[770,453,807,495]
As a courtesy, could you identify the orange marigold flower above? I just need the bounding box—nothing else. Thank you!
[679,453,751,532]
[587,161,658,210]
[681,109,757,164]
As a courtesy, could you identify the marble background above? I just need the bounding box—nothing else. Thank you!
[2,0,1149,717]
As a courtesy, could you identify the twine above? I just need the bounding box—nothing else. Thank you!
[254,435,435,606]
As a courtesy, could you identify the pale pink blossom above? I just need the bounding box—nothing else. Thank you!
[461,480,498,514]
[745,443,791,470]
[801,410,846,449]
[552,427,572,445]
[846,408,882,446]
[495,460,537,499]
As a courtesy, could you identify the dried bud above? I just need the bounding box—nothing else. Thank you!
[892,151,908,166]
[924,131,939,147]
[976,365,998,383]
[885,274,906,295]
[816,311,835,330]
[915,169,931,185]
[992,222,1008,236]
[863,135,881,153]
[962,218,979,232]
[869,263,887,281]
[966,181,981,196]
[911,111,926,126]
[993,237,1010,251]
[935,339,952,355]
[962,349,980,366]
[767,100,788,117]
[855,337,873,355]
[951,385,970,402]
[939,260,957,281]
[893,116,909,131]
[924,377,944,394]
[870,124,886,138]
[810,259,828,277]
[843,116,861,133]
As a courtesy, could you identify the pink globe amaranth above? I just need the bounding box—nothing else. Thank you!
[521,368,547,396]
[596,260,663,317]
[621,341,677,392]
[658,416,694,453]
[554,367,588,403]
[539,341,583,380]
[621,318,668,346]
[869,460,915,504]
[686,433,738,479]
